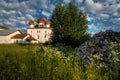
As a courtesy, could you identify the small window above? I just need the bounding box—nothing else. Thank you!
[37,35,39,39]
[37,31,41,33]
[31,31,32,33]
[44,35,47,38]
[16,40,18,43]
[40,24,44,27]
[45,31,47,33]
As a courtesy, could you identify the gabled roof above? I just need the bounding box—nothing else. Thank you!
[26,36,37,41]
[11,34,27,39]
[12,34,37,41]
[0,26,8,30]
[0,30,21,36]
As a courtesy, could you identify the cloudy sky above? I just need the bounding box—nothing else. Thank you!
[0,0,120,34]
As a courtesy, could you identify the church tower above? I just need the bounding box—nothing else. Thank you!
[29,20,34,28]
[37,18,45,27]
[27,18,52,43]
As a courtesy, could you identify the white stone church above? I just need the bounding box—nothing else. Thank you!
[27,18,52,43]
[0,18,52,44]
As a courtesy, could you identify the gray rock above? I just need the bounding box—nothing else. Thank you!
[74,30,120,70]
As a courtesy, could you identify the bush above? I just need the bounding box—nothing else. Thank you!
[0,44,119,80]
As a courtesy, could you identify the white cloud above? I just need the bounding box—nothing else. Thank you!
[0,10,17,16]
[9,11,16,14]
[97,13,109,19]
[26,9,36,15]
[28,0,48,8]
[106,0,116,3]
[42,11,51,17]
[113,12,119,16]
[40,0,49,8]
[17,11,23,17]
[26,14,34,20]
[0,0,25,10]
[85,0,103,13]
[0,0,7,9]
[16,17,25,20]
[110,18,120,23]
[87,24,101,34]
[6,21,12,25]
[87,17,91,21]
[88,24,98,30]
[49,4,55,13]
[87,15,93,21]
[75,0,83,3]
[0,10,7,14]
[0,0,120,33]
[64,0,71,4]
[19,21,26,25]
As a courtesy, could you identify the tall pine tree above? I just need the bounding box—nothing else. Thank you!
[51,3,65,43]
[51,3,89,47]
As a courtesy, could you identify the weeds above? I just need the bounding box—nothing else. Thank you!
[0,43,119,80]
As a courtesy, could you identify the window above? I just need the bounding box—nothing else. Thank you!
[31,31,32,33]
[37,31,40,33]
[45,30,47,33]
[40,24,44,27]
[44,34,47,38]
[37,35,39,39]
[16,40,18,43]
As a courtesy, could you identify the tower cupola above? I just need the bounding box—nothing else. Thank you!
[37,18,45,23]
[45,20,51,27]
[29,20,34,28]
[37,18,45,27]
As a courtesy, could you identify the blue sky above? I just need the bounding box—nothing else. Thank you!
[0,0,120,34]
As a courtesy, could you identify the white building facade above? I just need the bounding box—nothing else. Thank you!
[0,28,36,44]
[0,18,52,44]
[27,18,52,43]
[0,30,21,44]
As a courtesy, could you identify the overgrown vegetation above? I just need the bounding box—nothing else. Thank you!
[0,43,119,80]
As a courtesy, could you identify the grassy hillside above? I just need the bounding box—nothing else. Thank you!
[0,44,119,80]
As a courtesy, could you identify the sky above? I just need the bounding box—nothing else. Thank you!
[0,0,120,34]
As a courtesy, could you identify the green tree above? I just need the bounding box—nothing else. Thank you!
[76,10,89,44]
[51,3,65,43]
[51,2,89,47]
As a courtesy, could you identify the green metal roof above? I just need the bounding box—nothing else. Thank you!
[0,30,18,36]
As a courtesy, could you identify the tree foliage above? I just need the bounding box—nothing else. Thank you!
[51,3,89,47]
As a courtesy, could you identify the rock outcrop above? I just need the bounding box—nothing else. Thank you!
[74,30,120,70]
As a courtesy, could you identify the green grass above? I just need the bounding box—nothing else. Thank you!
[0,44,119,80]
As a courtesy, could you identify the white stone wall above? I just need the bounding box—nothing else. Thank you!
[0,28,4,30]
[30,25,34,28]
[10,39,23,43]
[27,28,52,43]
[0,36,8,43]
[46,24,50,28]
[0,30,22,44]
[7,31,22,43]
